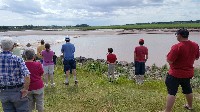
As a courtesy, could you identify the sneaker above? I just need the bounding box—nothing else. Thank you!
[51,83,55,87]
[75,81,78,85]
[44,84,48,87]
[63,82,69,85]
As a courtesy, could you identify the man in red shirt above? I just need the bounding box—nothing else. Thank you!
[107,48,117,82]
[162,29,199,112]
[134,39,148,84]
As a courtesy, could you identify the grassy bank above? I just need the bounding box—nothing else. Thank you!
[0,60,200,112]
[74,23,200,30]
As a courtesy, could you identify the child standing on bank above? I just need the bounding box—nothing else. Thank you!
[107,48,117,82]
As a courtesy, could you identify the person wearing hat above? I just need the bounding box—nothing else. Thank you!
[161,29,199,112]
[61,37,78,85]
[37,40,45,63]
[134,38,148,84]
[0,39,30,112]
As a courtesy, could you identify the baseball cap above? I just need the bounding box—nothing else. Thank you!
[139,39,144,43]
[65,36,70,41]
[175,29,189,38]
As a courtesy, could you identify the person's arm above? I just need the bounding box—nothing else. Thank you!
[145,54,148,62]
[39,63,44,75]
[167,59,173,64]
[18,58,30,98]
[114,55,117,64]
[37,47,40,55]
[61,45,64,53]
[73,45,75,53]
[196,48,200,60]
[166,45,178,64]
[134,52,136,61]
[145,48,148,61]
[106,55,110,64]
[21,75,30,98]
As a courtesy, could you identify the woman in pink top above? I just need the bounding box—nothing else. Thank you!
[24,49,44,112]
[41,43,55,87]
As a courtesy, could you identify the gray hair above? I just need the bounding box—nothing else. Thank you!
[1,39,14,51]
[24,49,35,60]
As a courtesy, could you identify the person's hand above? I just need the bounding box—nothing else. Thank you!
[20,88,29,98]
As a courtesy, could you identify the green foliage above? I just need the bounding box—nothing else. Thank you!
[191,68,200,88]
[80,61,107,75]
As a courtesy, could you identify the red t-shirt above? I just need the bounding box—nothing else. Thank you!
[25,62,44,91]
[134,46,148,62]
[107,53,117,63]
[167,40,199,78]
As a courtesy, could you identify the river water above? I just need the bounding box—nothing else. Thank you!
[0,33,199,67]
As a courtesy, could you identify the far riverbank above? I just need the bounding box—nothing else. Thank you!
[0,29,200,37]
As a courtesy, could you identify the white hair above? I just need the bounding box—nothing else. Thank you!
[1,39,14,51]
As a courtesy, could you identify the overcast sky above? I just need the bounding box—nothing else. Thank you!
[0,0,199,26]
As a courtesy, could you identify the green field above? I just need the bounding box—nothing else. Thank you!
[0,60,200,112]
[73,23,200,30]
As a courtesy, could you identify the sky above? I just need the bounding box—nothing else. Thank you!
[0,0,199,26]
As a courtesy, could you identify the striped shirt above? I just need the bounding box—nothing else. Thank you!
[0,51,30,86]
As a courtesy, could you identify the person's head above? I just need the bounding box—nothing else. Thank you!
[14,43,18,47]
[24,49,35,60]
[139,39,144,45]
[108,48,113,53]
[26,43,31,47]
[0,39,14,51]
[45,43,50,52]
[65,37,70,42]
[175,28,189,41]
[41,39,45,45]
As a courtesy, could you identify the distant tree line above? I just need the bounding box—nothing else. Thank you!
[126,20,200,25]
[0,20,200,31]
[0,24,91,31]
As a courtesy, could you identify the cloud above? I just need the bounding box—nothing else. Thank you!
[0,0,199,26]
[1,0,43,15]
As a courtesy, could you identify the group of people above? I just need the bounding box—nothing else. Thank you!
[0,37,77,112]
[106,28,199,112]
[107,38,148,84]
[0,28,199,112]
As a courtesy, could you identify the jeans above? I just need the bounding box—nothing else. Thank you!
[0,87,29,112]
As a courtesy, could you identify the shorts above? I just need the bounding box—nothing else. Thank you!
[43,65,54,75]
[108,64,115,75]
[165,74,192,96]
[135,61,145,75]
[63,59,76,73]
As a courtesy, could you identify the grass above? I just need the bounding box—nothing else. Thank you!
[70,23,200,30]
[0,63,200,112]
